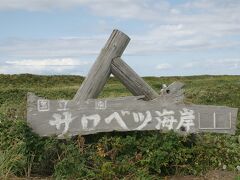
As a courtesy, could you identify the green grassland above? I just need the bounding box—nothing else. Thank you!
[0,74,239,179]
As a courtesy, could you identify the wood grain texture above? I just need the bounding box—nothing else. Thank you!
[158,81,185,104]
[111,57,159,100]
[27,92,238,138]
[73,29,130,103]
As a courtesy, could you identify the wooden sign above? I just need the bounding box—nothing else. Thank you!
[27,29,238,138]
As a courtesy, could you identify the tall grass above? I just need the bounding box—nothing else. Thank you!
[0,142,26,179]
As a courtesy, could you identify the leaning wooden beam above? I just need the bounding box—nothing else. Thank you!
[111,57,159,100]
[73,29,130,103]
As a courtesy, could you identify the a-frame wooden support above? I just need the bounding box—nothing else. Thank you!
[73,29,158,102]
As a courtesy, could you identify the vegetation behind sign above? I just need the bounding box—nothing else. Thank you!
[0,74,239,179]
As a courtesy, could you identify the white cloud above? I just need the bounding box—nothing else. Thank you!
[0,0,167,20]
[1,0,240,54]
[0,0,83,11]
[182,58,240,70]
[1,58,91,74]
[206,58,240,69]
[0,37,105,58]
[6,58,90,66]
[156,63,172,70]
[182,62,198,69]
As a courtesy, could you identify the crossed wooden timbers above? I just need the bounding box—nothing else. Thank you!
[27,29,238,138]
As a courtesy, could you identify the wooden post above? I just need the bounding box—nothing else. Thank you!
[111,57,159,100]
[73,29,130,103]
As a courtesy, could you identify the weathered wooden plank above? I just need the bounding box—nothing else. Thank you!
[111,57,159,100]
[73,30,130,103]
[165,82,184,94]
[27,93,238,138]
[158,81,185,104]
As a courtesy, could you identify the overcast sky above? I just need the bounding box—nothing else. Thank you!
[0,0,240,76]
